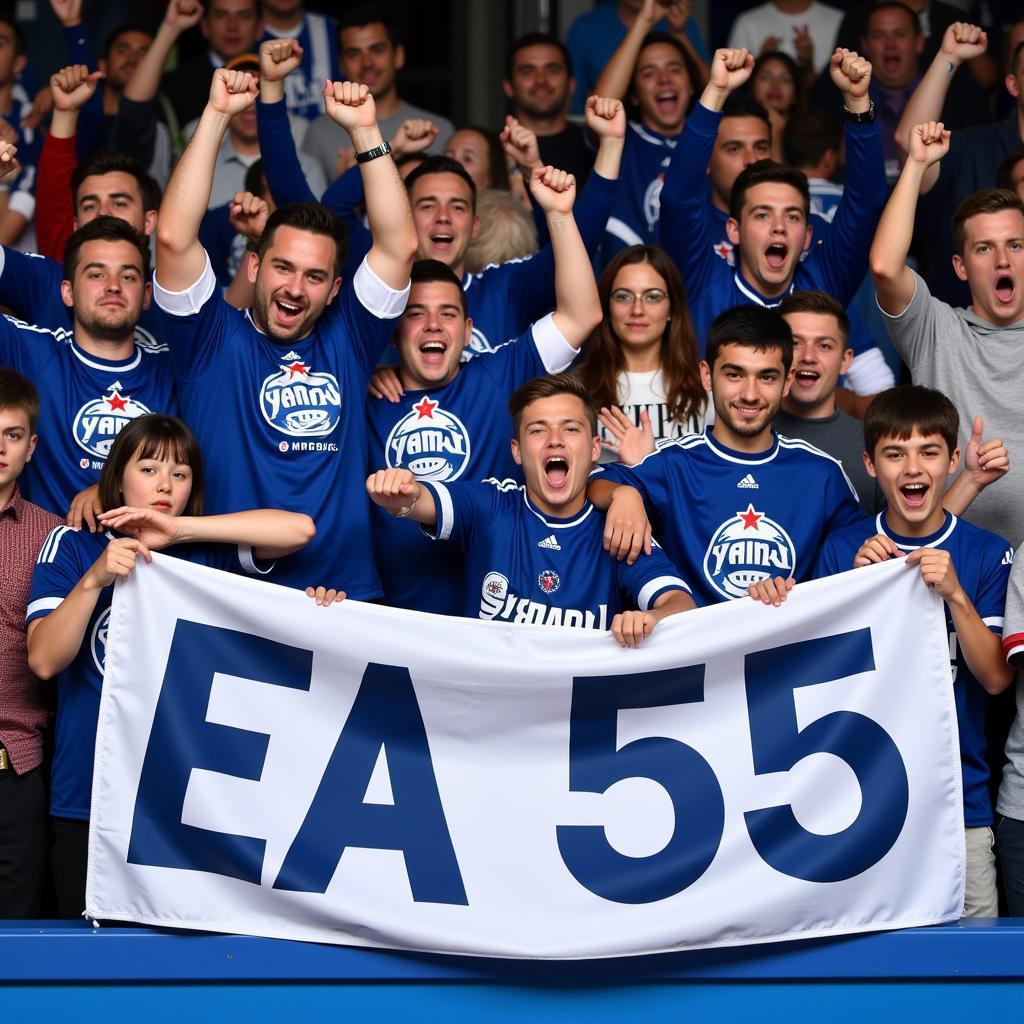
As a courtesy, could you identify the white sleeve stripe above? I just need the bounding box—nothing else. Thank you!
[0,243,6,279]
[845,347,895,396]
[983,616,1004,628]
[531,312,578,373]
[1006,642,1024,664]
[37,526,71,564]
[153,251,217,315]
[432,482,454,541]
[238,544,274,576]
[353,258,410,319]
[26,596,63,619]
[637,576,690,611]
[604,217,644,247]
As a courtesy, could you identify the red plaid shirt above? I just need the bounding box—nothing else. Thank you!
[0,486,60,773]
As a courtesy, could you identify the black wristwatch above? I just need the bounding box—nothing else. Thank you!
[843,101,876,125]
[355,141,393,163]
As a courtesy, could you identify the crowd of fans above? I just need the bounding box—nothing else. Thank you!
[2,0,1024,931]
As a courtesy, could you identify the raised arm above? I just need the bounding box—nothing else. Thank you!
[894,22,987,191]
[529,166,601,349]
[870,121,949,316]
[124,0,203,105]
[322,80,417,290]
[594,0,660,100]
[156,68,258,291]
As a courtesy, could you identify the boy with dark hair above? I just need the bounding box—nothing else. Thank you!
[0,368,60,918]
[0,212,175,519]
[815,385,1013,917]
[871,121,1024,546]
[367,372,695,644]
[588,304,863,607]
[783,110,843,222]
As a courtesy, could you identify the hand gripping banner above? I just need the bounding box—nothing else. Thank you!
[87,554,965,957]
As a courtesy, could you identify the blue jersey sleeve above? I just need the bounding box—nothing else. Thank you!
[594,449,670,516]
[658,103,721,297]
[26,526,92,624]
[151,253,235,377]
[473,314,578,395]
[421,479,504,551]
[257,97,319,206]
[0,313,62,377]
[814,530,859,579]
[320,165,372,279]
[973,539,1013,633]
[812,119,887,306]
[615,539,691,610]
[0,247,66,327]
[823,461,865,534]
[198,205,240,288]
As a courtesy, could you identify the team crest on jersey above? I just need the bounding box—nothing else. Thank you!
[91,607,110,674]
[537,569,560,594]
[133,324,168,353]
[260,352,341,437]
[464,326,494,359]
[480,571,511,618]
[73,382,152,459]
[643,174,665,231]
[703,503,796,600]
[386,396,471,481]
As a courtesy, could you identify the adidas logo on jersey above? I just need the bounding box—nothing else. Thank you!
[1004,549,1015,566]
[737,473,759,489]
[538,535,561,551]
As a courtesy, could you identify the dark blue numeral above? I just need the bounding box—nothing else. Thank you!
[744,628,909,882]
[557,665,724,903]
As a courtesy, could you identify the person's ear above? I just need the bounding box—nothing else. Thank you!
[511,437,522,466]
[951,252,967,282]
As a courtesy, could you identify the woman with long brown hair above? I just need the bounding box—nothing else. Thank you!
[576,244,707,464]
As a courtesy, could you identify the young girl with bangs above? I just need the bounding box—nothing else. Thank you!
[25,414,319,918]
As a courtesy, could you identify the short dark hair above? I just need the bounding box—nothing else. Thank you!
[705,305,794,375]
[505,32,573,80]
[951,188,1024,255]
[103,20,156,59]
[338,4,401,47]
[409,259,467,316]
[98,414,205,517]
[778,290,850,348]
[865,1,921,34]
[71,150,162,214]
[996,149,1024,191]
[721,90,772,132]
[243,158,266,198]
[0,15,26,56]
[256,203,348,275]
[508,372,598,437]
[729,159,810,222]
[63,215,151,280]
[863,386,959,459]
[0,368,40,433]
[404,155,478,211]
[783,111,842,170]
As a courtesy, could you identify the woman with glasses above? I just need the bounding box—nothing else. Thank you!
[575,244,707,465]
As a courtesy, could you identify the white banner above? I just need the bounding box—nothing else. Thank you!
[87,555,965,958]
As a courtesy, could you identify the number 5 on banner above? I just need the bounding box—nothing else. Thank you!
[558,628,910,903]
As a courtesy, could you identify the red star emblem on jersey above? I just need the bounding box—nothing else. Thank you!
[738,503,764,530]
[413,397,438,419]
[284,360,308,378]
[105,392,128,411]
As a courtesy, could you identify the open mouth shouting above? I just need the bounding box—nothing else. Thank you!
[429,231,456,256]
[544,456,569,490]
[899,481,929,511]
[655,89,679,118]
[764,242,788,270]
[792,368,820,390]
[273,296,306,328]
[995,273,1016,305]
[419,339,447,367]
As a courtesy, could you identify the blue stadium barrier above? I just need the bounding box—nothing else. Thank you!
[1,919,1024,1020]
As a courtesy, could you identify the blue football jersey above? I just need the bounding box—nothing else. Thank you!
[151,254,407,596]
[27,529,268,820]
[659,103,887,346]
[422,479,690,627]
[0,246,173,354]
[595,427,863,606]
[368,314,578,614]
[602,121,677,265]
[816,511,1013,826]
[261,12,338,123]
[0,315,177,516]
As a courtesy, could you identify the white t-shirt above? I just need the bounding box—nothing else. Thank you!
[598,369,711,465]
[727,2,843,75]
